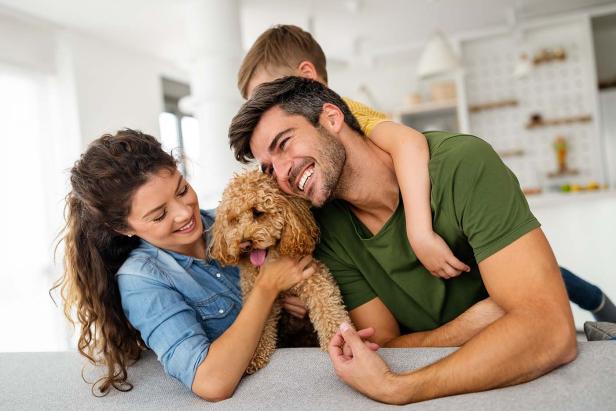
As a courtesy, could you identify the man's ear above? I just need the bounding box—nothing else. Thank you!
[320,103,344,133]
[297,61,320,81]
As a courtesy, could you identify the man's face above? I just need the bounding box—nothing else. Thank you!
[249,105,346,207]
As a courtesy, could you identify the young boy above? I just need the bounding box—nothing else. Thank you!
[237,24,616,323]
[239,24,469,279]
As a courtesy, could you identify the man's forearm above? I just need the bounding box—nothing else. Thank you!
[385,307,577,404]
[385,298,505,348]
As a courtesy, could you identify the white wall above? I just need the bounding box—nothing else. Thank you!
[0,9,187,351]
[63,31,187,145]
[529,192,616,327]
[0,11,55,73]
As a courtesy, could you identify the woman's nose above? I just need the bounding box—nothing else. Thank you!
[175,201,193,221]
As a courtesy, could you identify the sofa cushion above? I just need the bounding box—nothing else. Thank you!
[1,342,615,410]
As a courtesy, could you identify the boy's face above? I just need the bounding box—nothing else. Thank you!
[246,66,296,99]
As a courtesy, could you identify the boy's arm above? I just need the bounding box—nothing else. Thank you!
[369,122,431,234]
[369,121,469,277]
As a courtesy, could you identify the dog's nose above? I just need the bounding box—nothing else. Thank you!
[240,240,253,252]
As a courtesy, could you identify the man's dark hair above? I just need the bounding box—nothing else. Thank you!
[228,76,363,163]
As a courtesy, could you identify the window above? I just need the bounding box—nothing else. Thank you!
[159,78,199,177]
[0,64,71,351]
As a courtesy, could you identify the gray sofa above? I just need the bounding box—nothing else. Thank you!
[2,342,615,410]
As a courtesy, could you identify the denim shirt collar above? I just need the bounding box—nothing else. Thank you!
[139,209,216,270]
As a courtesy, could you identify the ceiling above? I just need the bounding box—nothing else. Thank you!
[0,0,614,66]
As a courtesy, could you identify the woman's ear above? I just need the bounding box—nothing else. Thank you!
[278,196,319,257]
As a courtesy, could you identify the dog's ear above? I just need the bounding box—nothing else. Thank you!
[209,218,238,266]
[278,195,320,257]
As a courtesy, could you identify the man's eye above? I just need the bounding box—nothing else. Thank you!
[280,137,290,150]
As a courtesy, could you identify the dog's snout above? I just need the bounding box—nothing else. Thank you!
[240,240,253,252]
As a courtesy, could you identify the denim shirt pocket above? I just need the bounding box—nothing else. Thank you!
[192,294,237,340]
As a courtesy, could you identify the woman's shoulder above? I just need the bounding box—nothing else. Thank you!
[116,241,177,283]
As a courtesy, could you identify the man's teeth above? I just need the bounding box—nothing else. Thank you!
[298,168,314,191]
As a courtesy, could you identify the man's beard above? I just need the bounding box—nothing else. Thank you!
[311,126,346,207]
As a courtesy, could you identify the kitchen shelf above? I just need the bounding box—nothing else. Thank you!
[526,114,592,129]
[393,99,457,117]
[469,99,518,113]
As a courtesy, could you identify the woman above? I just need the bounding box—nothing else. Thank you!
[55,129,316,401]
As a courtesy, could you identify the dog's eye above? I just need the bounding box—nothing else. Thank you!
[252,208,264,219]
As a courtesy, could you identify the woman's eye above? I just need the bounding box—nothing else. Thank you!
[153,210,167,222]
[178,184,189,197]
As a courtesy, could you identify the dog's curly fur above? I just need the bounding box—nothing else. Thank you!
[210,169,351,374]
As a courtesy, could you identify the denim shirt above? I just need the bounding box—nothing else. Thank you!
[116,209,241,390]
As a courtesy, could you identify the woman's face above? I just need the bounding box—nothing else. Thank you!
[125,168,204,257]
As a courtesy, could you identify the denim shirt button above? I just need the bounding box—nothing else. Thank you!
[218,309,224,314]
[216,273,221,278]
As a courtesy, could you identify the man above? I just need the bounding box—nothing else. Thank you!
[228,76,577,404]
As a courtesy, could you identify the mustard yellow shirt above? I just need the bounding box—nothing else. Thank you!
[343,97,390,136]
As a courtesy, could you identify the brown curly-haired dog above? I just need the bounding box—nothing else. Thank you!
[210,169,351,374]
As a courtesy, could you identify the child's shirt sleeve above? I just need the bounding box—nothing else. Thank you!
[342,97,390,137]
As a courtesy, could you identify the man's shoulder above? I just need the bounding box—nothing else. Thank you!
[425,131,499,179]
[423,131,491,154]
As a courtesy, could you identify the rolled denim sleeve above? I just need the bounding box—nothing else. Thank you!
[117,259,210,390]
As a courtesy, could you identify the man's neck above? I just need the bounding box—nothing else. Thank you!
[334,129,400,234]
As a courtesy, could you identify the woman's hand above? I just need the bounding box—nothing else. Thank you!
[256,255,315,295]
[283,295,308,318]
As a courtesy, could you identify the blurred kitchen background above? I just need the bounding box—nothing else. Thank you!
[0,0,615,352]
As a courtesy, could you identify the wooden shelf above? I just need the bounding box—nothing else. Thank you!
[526,114,592,129]
[393,99,457,117]
[497,148,525,158]
[469,99,518,113]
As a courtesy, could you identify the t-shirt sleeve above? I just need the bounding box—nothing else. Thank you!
[117,260,210,390]
[314,235,377,311]
[343,97,390,137]
[448,136,541,263]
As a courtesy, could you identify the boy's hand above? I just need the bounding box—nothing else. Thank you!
[410,231,470,279]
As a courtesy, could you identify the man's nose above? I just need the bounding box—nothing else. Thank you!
[273,158,292,184]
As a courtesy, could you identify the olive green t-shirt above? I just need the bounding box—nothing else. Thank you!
[313,131,540,332]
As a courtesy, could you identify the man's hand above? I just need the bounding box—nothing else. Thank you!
[328,323,402,404]
[340,326,380,357]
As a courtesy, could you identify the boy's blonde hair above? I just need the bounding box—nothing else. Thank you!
[238,24,328,98]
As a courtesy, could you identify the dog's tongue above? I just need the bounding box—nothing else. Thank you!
[250,249,267,267]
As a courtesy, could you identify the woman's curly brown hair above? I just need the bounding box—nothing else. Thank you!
[52,129,177,395]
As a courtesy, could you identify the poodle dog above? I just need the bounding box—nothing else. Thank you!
[210,169,351,374]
